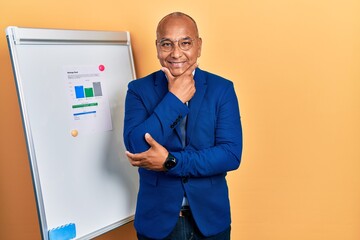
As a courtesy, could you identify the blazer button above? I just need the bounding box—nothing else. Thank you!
[182,177,188,183]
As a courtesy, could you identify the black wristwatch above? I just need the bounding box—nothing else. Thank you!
[163,153,177,171]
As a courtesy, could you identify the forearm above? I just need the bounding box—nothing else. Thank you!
[169,134,242,177]
[124,90,189,153]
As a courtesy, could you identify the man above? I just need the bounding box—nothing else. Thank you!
[124,12,242,240]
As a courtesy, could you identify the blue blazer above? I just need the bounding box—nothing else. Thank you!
[123,68,242,239]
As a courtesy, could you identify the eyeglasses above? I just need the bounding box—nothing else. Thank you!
[157,38,196,52]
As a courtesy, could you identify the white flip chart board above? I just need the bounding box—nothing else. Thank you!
[6,26,139,240]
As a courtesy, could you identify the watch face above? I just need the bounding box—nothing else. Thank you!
[165,159,175,168]
[164,156,176,169]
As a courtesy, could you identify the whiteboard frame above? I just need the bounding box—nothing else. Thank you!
[6,26,137,240]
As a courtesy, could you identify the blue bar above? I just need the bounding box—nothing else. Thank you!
[73,111,96,116]
[75,86,85,99]
[48,223,76,240]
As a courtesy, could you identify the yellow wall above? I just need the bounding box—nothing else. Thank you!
[0,0,359,239]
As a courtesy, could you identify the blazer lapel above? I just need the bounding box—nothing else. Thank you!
[186,68,207,145]
[154,70,168,99]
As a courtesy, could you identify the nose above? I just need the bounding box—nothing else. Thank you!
[170,43,183,58]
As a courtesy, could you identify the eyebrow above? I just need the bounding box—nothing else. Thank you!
[158,37,192,42]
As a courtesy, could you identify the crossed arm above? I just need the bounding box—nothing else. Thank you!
[124,64,242,177]
[125,63,198,172]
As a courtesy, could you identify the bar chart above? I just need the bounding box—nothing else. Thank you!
[74,82,103,99]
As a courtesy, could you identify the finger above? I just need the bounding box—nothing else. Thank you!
[183,62,198,76]
[126,151,143,162]
[125,150,135,159]
[126,152,138,166]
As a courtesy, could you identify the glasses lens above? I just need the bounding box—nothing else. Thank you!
[159,40,173,52]
[179,39,193,51]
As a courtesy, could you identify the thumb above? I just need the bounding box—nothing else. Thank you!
[144,133,157,147]
[161,67,174,83]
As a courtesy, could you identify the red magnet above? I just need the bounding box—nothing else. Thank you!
[99,65,105,71]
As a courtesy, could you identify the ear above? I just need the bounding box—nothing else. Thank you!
[155,39,161,60]
[197,37,203,57]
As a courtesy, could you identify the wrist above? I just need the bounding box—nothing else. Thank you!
[163,152,177,171]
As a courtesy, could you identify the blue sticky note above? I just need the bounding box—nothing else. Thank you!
[48,223,76,240]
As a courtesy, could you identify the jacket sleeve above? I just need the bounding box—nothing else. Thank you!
[123,81,189,153]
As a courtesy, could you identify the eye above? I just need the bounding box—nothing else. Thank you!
[160,41,172,47]
[180,40,192,46]
[179,39,193,50]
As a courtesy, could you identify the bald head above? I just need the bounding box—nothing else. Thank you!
[156,12,199,39]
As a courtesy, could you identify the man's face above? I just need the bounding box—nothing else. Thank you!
[156,16,202,77]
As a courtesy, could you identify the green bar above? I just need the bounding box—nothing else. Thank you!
[85,88,94,98]
[72,102,98,109]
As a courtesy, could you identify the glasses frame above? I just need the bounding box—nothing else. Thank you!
[156,37,197,52]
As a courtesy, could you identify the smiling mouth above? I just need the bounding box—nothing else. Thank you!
[168,61,186,67]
